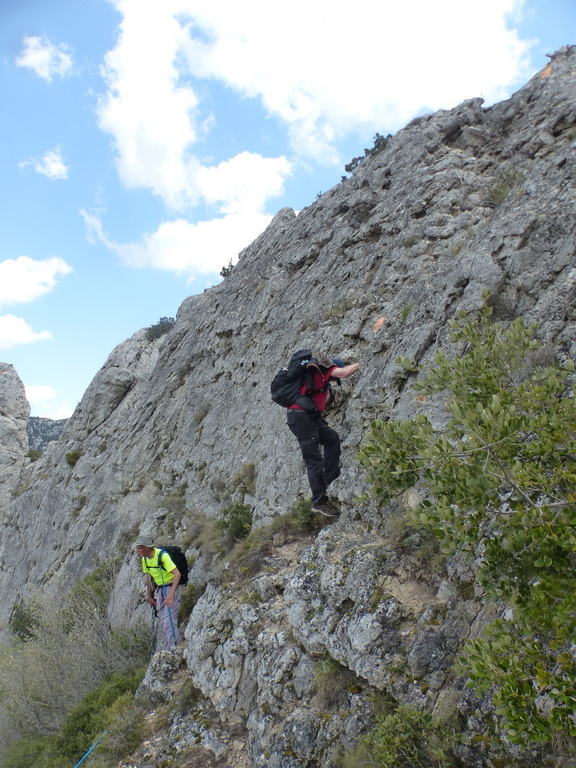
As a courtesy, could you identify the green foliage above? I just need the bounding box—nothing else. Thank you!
[26,449,42,462]
[9,602,40,642]
[351,704,457,767]
[2,734,63,768]
[291,497,326,532]
[401,303,415,324]
[358,303,576,746]
[345,132,393,173]
[3,669,146,768]
[65,450,81,466]
[59,668,145,760]
[217,502,253,541]
[0,560,151,741]
[146,316,175,341]
[219,259,234,278]
[218,504,326,584]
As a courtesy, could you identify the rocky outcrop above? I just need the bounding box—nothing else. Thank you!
[0,364,30,511]
[1,47,576,767]
[27,416,67,451]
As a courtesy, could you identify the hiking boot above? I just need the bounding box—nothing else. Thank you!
[312,501,339,518]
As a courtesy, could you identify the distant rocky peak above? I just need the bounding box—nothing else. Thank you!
[27,416,67,451]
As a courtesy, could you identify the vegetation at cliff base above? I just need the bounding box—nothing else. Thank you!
[359,301,576,747]
[0,559,151,767]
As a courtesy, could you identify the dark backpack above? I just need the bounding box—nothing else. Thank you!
[158,546,189,585]
[270,349,334,411]
[270,349,315,409]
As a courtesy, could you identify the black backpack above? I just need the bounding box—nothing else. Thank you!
[158,546,189,585]
[270,349,330,411]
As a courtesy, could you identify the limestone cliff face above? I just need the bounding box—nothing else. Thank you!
[2,47,576,767]
[0,364,29,513]
[27,416,67,451]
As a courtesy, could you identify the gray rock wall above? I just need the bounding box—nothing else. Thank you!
[1,46,576,767]
[0,364,29,514]
[26,416,67,451]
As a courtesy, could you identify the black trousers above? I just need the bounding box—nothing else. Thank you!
[287,410,341,505]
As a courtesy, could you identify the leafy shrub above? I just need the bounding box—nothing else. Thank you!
[146,316,175,341]
[220,259,234,278]
[58,668,145,760]
[26,450,42,462]
[65,450,81,467]
[345,132,392,173]
[0,560,151,740]
[2,734,62,768]
[9,602,39,642]
[217,502,253,541]
[291,497,326,532]
[358,301,576,746]
[350,704,457,767]
[2,670,146,768]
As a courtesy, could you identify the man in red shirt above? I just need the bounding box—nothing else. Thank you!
[287,353,360,516]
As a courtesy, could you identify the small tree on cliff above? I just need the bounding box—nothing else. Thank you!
[359,300,576,746]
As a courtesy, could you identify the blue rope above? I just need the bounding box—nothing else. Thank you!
[72,731,108,768]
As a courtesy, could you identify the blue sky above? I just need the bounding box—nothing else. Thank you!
[1,0,574,419]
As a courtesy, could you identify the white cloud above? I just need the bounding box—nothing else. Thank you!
[175,0,532,158]
[98,0,204,209]
[93,0,533,275]
[0,315,52,350]
[98,0,532,210]
[0,256,73,310]
[25,387,74,420]
[25,384,57,403]
[15,35,74,81]
[98,0,292,211]
[81,208,272,276]
[20,147,69,180]
[196,152,291,215]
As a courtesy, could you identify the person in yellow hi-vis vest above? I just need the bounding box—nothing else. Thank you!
[134,535,181,649]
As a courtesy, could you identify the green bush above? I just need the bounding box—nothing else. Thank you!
[9,602,39,642]
[146,316,175,341]
[219,259,234,278]
[3,734,63,768]
[217,502,253,541]
[313,654,363,710]
[3,669,146,768]
[59,668,145,760]
[65,450,81,467]
[358,301,576,746]
[0,560,151,740]
[350,704,456,767]
[26,449,42,462]
[345,132,392,174]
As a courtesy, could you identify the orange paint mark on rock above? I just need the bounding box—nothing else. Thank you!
[541,64,552,79]
[373,316,385,332]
